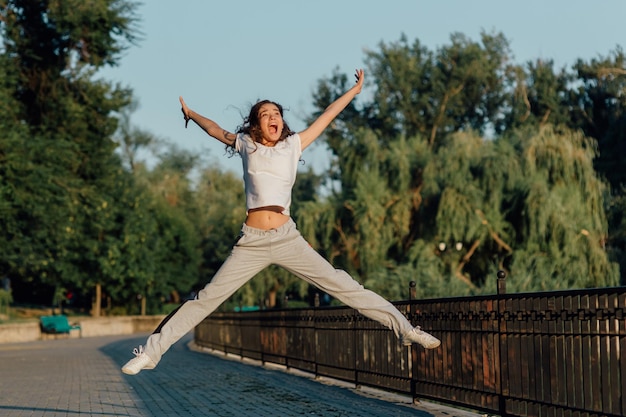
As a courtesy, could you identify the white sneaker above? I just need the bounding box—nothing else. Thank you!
[402,327,441,349]
[121,345,156,375]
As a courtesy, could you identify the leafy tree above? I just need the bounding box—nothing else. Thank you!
[505,127,618,289]
[606,188,626,284]
[569,47,626,190]
[115,100,159,172]
[500,47,626,283]
[1,0,139,131]
[127,146,204,310]
[1,131,85,303]
[302,32,515,298]
[0,0,142,310]
[303,33,619,299]
[184,164,245,289]
[358,31,512,146]
[569,49,626,283]
[504,59,573,131]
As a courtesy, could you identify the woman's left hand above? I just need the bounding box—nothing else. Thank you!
[179,96,191,128]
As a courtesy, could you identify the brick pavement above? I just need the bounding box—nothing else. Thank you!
[0,333,484,417]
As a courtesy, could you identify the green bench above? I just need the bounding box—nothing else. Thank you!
[40,314,81,337]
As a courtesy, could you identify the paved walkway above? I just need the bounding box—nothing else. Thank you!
[0,333,484,417]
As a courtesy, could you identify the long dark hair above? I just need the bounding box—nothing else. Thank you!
[236,100,294,144]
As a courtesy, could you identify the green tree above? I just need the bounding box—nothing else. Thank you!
[504,59,573,131]
[115,100,159,173]
[504,127,618,290]
[127,146,203,311]
[303,33,619,299]
[186,164,245,289]
[606,188,626,284]
[1,0,139,131]
[569,48,626,189]
[0,0,141,309]
[358,31,512,145]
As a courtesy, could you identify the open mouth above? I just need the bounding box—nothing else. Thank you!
[269,123,278,135]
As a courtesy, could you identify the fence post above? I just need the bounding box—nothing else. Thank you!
[313,292,319,378]
[408,281,417,403]
[409,281,416,300]
[497,270,506,295]
[496,270,507,416]
[408,281,417,332]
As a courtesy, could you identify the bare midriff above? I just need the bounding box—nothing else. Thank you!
[245,206,290,230]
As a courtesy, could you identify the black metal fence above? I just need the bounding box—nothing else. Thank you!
[194,273,626,417]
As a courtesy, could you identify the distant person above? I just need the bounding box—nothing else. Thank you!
[122,69,440,375]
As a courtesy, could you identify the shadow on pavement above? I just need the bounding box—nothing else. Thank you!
[101,333,436,417]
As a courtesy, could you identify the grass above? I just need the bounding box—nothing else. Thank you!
[0,304,89,325]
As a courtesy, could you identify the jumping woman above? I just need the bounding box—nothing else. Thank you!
[122,69,440,375]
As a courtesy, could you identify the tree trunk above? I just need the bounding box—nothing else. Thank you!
[92,283,101,317]
[268,290,277,308]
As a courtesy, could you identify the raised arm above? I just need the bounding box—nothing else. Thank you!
[179,96,236,146]
[298,69,364,150]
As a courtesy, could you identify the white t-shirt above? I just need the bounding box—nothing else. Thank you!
[235,133,302,216]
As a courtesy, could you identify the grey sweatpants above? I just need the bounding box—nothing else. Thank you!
[144,218,415,363]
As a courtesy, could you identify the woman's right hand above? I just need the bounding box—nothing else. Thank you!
[179,96,191,128]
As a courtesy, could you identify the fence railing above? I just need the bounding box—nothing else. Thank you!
[194,273,626,417]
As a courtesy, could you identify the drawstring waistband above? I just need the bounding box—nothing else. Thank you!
[241,218,295,236]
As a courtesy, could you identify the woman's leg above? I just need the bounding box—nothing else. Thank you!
[142,231,271,364]
[272,222,415,339]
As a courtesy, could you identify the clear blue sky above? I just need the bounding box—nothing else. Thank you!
[101,0,626,174]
